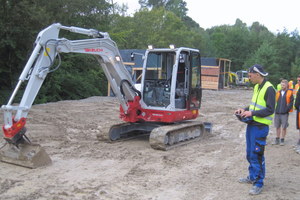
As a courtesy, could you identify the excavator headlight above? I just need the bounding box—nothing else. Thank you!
[148,45,154,50]
[169,44,175,49]
[115,56,121,62]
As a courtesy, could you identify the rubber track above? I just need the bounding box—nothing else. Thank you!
[96,122,129,142]
[149,121,207,151]
[97,121,209,151]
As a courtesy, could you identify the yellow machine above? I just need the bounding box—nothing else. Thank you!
[228,72,237,86]
[235,70,249,86]
[227,70,249,87]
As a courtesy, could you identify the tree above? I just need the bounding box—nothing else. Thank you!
[165,0,188,19]
[0,0,47,89]
[110,0,129,16]
[138,0,187,19]
[0,0,112,105]
[138,0,168,9]
[271,31,297,78]
[208,20,252,71]
[291,57,300,78]
[248,22,275,60]
[244,41,280,84]
[0,0,51,105]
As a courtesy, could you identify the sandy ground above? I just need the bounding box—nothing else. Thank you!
[0,89,299,200]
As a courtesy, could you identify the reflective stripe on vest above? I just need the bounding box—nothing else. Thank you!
[249,81,275,125]
[276,90,293,112]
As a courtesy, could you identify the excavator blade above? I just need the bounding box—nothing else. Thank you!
[0,142,52,168]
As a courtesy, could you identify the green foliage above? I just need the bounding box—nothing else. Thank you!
[165,0,188,19]
[0,0,47,89]
[272,31,297,76]
[248,22,274,52]
[139,0,167,8]
[138,0,188,19]
[35,54,107,104]
[208,20,253,71]
[291,57,300,78]
[244,41,280,84]
[109,7,209,52]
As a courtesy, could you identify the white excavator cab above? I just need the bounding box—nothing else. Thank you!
[140,48,202,112]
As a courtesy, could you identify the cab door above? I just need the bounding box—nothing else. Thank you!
[188,51,202,110]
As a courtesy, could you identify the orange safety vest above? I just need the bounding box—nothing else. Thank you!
[289,80,294,90]
[276,90,293,112]
[294,83,299,95]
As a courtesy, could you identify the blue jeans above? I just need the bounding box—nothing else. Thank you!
[246,124,269,188]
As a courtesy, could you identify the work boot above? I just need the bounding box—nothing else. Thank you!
[249,185,263,195]
[238,177,253,184]
[280,138,285,146]
[272,137,280,145]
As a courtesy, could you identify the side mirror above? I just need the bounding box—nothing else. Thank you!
[179,54,185,63]
[130,53,134,61]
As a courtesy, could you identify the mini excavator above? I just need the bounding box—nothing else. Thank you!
[1,23,211,168]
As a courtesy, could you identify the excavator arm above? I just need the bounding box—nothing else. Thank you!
[1,23,140,146]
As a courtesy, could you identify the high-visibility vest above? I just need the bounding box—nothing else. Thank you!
[294,84,299,95]
[276,90,293,112]
[249,81,275,125]
[277,83,282,91]
[289,80,294,90]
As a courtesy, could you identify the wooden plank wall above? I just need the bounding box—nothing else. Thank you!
[201,66,219,90]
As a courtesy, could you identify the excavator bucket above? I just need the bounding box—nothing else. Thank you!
[0,142,51,168]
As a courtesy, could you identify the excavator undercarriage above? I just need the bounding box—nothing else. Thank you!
[97,121,212,151]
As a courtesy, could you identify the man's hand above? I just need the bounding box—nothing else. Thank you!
[234,108,245,115]
[241,111,252,118]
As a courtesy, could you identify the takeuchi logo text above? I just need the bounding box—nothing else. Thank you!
[84,48,103,52]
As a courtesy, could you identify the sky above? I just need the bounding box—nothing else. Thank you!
[113,0,299,33]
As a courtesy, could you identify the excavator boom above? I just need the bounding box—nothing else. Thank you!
[1,23,139,168]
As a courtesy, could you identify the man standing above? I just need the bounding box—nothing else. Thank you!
[272,80,294,146]
[293,79,299,96]
[288,79,294,92]
[235,64,275,195]
[293,75,300,153]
